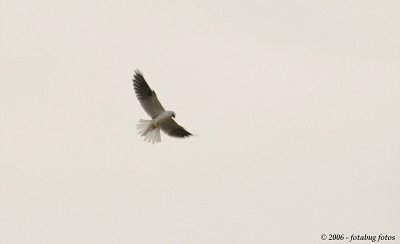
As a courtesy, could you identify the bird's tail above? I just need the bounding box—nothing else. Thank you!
[136,119,161,144]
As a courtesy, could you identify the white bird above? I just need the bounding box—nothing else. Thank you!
[132,70,192,143]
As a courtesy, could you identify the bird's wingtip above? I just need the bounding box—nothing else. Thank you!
[133,69,143,77]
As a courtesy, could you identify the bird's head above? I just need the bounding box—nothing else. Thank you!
[166,110,176,118]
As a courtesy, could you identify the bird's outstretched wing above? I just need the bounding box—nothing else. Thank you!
[160,118,192,138]
[133,70,165,119]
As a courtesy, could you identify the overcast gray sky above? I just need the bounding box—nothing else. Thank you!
[1,0,399,243]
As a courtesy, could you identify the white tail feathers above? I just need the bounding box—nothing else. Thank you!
[136,119,161,144]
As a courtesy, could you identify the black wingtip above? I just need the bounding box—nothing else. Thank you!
[133,69,144,80]
[132,69,154,101]
[170,128,193,138]
[134,69,142,76]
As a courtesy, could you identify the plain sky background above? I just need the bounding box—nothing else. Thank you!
[1,0,399,243]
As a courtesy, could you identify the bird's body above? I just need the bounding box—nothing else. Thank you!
[153,111,176,127]
[132,70,192,143]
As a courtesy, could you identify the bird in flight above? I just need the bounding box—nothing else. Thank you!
[132,70,192,143]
